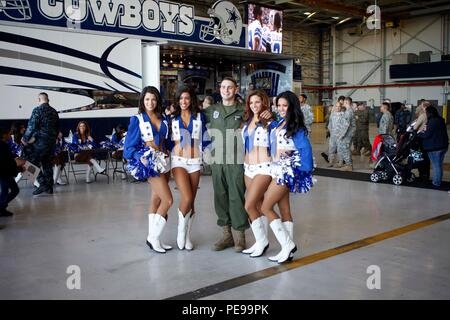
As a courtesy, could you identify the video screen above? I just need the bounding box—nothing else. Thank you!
[247,3,283,53]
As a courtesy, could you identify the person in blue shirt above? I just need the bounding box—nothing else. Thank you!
[124,86,172,254]
[261,91,314,264]
[71,121,105,183]
[168,87,210,251]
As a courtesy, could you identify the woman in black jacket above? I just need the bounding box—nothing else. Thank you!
[0,127,24,216]
[418,106,449,187]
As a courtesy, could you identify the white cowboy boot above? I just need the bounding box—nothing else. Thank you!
[147,213,172,250]
[15,172,22,183]
[268,219,297,263]
[53,165,66,185]
[85,165,93,183]
[268,221,294,262]
[146,214,167,253]
[184,213,195,251]
[53,165,59,184]
[89,159,105,173]
[242,216,268,255]
[177,209,191,250]
[248,217,269,257]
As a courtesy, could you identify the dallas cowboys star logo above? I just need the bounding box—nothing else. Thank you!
[226,7,240,28]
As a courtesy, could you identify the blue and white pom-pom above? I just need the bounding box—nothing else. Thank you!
[100,140,118,151]
[126,147,167,180]
[276,151,314,193]
[67,143,81,153]
[8,141,23,157]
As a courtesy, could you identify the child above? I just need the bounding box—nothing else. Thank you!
[0,127,24,217]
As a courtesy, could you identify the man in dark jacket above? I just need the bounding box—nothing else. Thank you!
[0,128,24,217]
[394,104,411,141]
[21,93,60,195]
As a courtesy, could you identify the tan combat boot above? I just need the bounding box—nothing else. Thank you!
[340,164,353,172]
[326,156,335,168]
[334,160,344,168]
[234,230,246,252]
[213,225,234,251]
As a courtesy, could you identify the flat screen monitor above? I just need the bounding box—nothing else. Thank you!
[247,3,283,53]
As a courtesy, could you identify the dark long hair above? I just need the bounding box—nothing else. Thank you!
[138,86,163,118]
[76,121,91,142]
[172,87,201,118]
[243,89,270,123]
[425,106,439,119]
[276,91,306,138]
[10,122,25,144]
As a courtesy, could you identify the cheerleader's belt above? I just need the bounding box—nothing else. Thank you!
[171,156,202,165]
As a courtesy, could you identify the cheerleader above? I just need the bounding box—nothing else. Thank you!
[8,122,25,157]
[124,86,173,254]
[71,121,105,183]
[168,87,209,251]
[8,122,25,183]
[111,124,126,146]
[261,91,314,264]
[240,90,273,258]
[110,124,127,180]
[52,131,67,185]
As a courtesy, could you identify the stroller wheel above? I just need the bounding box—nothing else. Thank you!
[407,172,416,183]
[381,172,388,181]
[393,174,403,185]
[370,172,380,183]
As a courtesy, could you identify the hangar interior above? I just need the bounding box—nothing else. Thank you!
[0,0,449,300]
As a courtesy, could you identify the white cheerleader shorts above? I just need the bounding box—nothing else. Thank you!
[270,162,283,180]
[244,162,272,179]
[171,155,202,174]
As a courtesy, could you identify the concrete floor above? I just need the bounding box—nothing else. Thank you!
[1,172,449,299]
[1,122,449,300]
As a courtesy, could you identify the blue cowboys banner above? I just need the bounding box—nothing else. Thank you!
[0,0,246,48]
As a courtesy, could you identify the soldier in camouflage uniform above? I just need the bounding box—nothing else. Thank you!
[327,102,347,167]
[203,78,250,252]
[22,93,59,195]
[378,102,394,135]
[353,103,371,156]
[337,97,355,171]
[299,94,314,135]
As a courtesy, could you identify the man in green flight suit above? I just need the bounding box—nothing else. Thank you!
[203,77,248,252]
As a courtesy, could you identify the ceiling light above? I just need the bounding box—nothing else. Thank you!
[332,17,340,20]
[304,12,311,15]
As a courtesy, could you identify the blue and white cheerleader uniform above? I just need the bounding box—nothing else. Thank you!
[169,112,210,174]
[7,136,23,158]
[124,113,170,180]
[100,132,126,152]
[269,119,314,193]
[241,121,272,179]
[54,137,67,156]
[69,133,97,153]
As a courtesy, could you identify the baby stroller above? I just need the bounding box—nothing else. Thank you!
[370,128,423,185]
